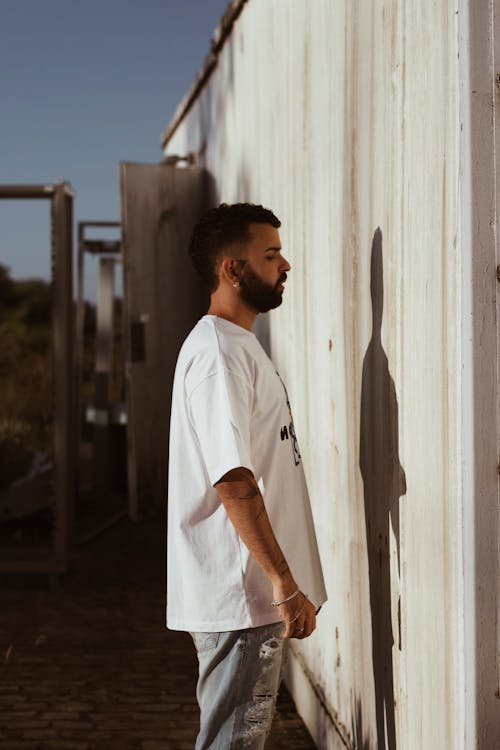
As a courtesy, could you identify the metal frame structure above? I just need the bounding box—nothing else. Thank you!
[75,222,126,527]
[76,222,122,415]
[0,183,75,574]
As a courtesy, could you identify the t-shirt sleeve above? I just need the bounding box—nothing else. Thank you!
[187,367,255,486]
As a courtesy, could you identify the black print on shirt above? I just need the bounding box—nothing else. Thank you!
[276,371,301,466]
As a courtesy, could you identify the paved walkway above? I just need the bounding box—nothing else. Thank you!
[0,515,316,749]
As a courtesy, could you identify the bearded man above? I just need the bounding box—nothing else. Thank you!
[166,203,327,749]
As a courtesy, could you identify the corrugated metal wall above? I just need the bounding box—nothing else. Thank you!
[163,1,499,747]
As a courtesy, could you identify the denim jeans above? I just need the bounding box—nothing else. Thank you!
[190,621,287,749]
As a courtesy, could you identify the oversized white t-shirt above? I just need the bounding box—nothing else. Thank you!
[166,314,327,632]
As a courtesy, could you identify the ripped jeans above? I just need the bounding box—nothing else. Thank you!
[190,621,287,749]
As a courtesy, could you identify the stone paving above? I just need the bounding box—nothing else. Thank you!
[0,515,316,749]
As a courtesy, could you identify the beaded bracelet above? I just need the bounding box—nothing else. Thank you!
[270,588,300,607]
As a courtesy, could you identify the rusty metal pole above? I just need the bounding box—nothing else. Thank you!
[51,182,75,572]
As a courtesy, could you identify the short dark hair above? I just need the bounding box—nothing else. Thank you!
[189,202,281,292]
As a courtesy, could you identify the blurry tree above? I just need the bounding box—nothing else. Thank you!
[0,265,52,489]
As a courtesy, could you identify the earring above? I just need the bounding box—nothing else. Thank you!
[233,281,239,288]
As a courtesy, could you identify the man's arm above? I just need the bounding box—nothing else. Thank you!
[215,466,316,639]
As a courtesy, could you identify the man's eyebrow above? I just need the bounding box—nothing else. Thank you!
[263,246,282,253]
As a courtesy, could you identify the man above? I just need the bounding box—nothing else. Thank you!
[167,203,327,749]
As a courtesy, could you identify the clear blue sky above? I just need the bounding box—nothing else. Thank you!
[0,0,229,297]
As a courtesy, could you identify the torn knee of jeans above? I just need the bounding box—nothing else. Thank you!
[243,693,276,745]
[259,637,282,659]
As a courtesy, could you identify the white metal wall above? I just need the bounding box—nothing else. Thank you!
[163,1,499,747]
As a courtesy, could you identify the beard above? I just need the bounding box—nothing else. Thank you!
[239,265,286,313]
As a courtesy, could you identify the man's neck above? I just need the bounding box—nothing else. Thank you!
[207,300,257,332]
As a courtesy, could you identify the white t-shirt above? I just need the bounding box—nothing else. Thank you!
[166,314,327,632]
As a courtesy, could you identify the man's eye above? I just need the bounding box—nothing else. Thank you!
[265,255,276,261]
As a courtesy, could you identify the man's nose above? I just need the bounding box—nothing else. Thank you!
[281,256,291,272]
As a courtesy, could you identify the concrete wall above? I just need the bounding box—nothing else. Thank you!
[163,1,499,747]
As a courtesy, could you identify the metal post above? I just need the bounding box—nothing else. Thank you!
[75,224,85,499]
[51,182,75,572]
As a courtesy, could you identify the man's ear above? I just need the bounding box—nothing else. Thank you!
[220,256,240,287]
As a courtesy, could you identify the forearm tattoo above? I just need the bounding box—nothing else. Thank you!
[237,476,259,500]
[276,558,290,576]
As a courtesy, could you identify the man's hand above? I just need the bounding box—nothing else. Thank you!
[273,587,317,639]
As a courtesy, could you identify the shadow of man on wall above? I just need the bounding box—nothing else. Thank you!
[359,228,407,749]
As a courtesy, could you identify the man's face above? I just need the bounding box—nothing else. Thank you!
[236,223,291,313]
